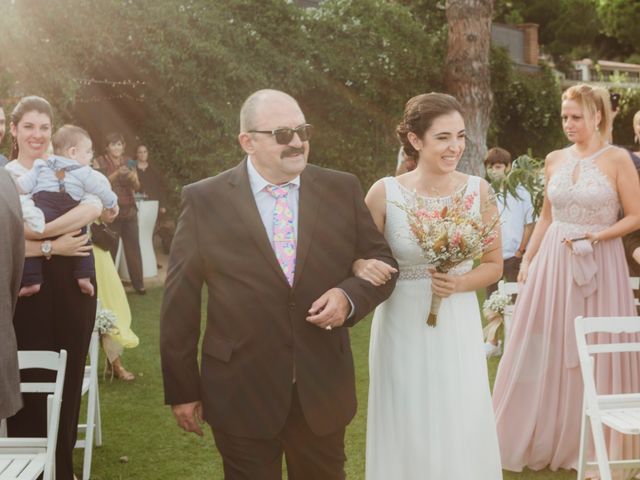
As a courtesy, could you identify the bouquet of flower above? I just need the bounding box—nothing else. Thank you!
[482,290,512,343]
[95,299,119,336]
[394,188,498,327]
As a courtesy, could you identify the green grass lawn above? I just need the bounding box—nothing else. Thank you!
[77,287,575,479]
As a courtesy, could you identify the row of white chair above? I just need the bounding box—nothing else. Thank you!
[75,331,102,480]
[0,351,66,480]
[0,329,102,480]
[575,316,640,480]
[496,277,640,479]
[498,276,640,346]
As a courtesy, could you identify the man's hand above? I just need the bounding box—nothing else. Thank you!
[171,401,204,436]
[633,247,640,266]
[306,288,350,330]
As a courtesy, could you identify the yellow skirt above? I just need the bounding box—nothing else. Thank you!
[94,245,139,357]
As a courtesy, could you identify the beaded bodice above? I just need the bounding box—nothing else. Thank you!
[383,176,480,281]
[547,146,620,238]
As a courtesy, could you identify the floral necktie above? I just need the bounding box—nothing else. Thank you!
[265,184,296,285]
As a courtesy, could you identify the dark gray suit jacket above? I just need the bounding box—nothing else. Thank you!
[0,168,24,418]
[160,160,397,438]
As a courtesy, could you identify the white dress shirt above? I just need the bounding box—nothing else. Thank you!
[497,185,534,259]
[247,156,300,247]
[246,157,354,317]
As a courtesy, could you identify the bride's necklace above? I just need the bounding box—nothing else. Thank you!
[422,177,465,199]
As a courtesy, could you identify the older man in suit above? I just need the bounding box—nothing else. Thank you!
[160,89,397,479]
[0,168,24,419]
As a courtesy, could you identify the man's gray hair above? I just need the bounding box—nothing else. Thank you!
[239,89,299,132]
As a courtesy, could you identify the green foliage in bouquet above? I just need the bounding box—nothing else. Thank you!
[489,152,545,219]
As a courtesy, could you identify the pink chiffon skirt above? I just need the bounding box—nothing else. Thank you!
[492,222,640,473]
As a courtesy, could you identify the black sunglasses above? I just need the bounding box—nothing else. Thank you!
[249,124,313,145]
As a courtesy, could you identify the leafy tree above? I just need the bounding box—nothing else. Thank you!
[597,0,640,54]
[302,0,446,182]
[489,47,564,158]
[493,0,639,64]
[0,0,566,201]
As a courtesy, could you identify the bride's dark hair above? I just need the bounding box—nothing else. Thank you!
[396,93,463,161]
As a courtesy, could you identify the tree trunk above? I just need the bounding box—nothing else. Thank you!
[444,0,494,176]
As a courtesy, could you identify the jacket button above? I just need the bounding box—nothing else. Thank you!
[288,302,295,310]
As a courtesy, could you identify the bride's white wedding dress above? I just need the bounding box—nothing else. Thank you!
[365,176,502,479]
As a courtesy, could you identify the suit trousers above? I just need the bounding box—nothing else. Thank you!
[108,212,144,291]
[8,255,96,480]
[212,386,346,480]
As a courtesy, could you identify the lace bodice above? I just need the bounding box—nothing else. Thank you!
[383,176,481,280]
[547,146,620,238]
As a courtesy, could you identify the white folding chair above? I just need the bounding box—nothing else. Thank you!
[0,350,67,480]
[575,316,640,480]
[75,329,102,480]
[497,280,519,344]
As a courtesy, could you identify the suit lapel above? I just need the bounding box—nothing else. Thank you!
[228,159,290,286]
[293,167,320,288]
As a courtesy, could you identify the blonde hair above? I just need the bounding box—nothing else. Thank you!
[562,84,612,138]
[634,110,640,144]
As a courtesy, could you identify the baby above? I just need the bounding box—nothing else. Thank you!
[17,124,119,297]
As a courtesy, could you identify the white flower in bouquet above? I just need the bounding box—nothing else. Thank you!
[95,299,119,336]
[393,188,499,326]
[482,290,513,344]
[483,291,511,317]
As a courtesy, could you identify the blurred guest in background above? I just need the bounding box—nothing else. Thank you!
[93,235,139,381]
[483,147,534,358]
[623,110,640,311]
[484,147,535,295]
[94,133,145,294]
[136,144,174,254]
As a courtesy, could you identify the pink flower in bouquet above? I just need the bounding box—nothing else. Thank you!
[393,187,498,326]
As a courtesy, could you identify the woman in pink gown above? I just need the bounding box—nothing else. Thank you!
[492,84,640,475]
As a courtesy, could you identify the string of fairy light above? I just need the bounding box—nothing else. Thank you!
[73,78,147,88]
[73,78,147,103]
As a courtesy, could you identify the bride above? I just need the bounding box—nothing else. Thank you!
[355,92,504,479]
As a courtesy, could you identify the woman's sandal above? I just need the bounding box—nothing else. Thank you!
[105,357,136,381]
[112,362,135,381]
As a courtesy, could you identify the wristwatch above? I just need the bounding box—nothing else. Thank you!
[41,240,52,260]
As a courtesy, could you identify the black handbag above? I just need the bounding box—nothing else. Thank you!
[91,223,118,251]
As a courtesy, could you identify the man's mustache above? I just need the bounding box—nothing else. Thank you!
[281,146,305,158]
